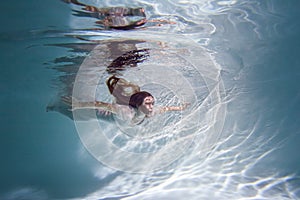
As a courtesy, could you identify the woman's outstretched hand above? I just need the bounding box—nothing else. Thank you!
[181,102,191,110]
[61,96,81,110]
[161,102,190,113]
[61,96,72,106]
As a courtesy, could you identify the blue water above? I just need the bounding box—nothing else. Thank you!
[1,0,300,199]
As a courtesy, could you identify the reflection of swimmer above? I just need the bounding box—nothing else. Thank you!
[63,0,175,30]
[62,76,189,125]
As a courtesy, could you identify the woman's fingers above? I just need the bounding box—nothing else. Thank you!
[97,109,112,116]
[61,96,72,105]
[61,96,80,107]
[181,102,191,110]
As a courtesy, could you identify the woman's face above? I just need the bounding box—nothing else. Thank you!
[139,96,154,115]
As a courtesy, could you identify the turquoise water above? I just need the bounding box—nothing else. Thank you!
[1,0,300,199]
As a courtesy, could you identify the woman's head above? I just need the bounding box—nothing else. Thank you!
[106,76,154,114]
[129,91,154,114]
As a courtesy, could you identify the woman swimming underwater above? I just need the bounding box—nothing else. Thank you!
[62,75,189,125]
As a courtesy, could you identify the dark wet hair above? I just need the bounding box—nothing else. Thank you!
[106,75,129,105]
[129,91,153,109]
[106,75,120,95]
[106,75,152,108]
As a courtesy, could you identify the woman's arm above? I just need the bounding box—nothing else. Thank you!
[61,96,117,114]
[159,103,190,113]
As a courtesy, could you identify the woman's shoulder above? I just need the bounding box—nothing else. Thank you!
[114,104,135,113]
[114,104,135,118]
[114,104,132,110]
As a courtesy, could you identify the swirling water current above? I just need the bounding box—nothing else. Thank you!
[0,0,300,199]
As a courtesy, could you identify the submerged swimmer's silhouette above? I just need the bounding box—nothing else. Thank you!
[47,36,186,124]
[63,75,189,125]
[46,39,153,120]
[62,0,175,30]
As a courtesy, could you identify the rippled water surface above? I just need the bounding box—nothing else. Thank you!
[1,0,300,199]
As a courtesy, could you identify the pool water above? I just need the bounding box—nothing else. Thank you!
[1,0,300,199]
